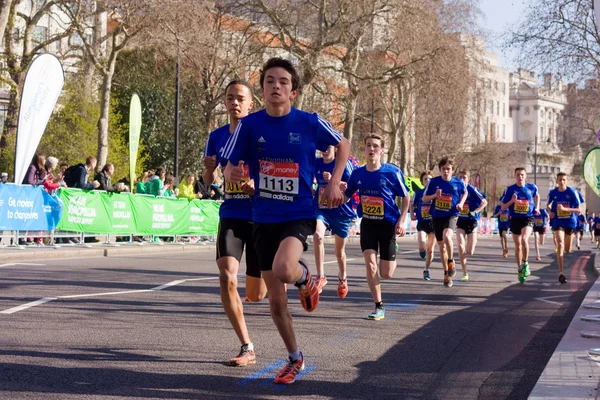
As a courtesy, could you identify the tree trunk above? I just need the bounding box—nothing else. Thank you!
[83,7,104,99]
[0,0,15,51]
[343,94,358,152]
[97,57,117,170]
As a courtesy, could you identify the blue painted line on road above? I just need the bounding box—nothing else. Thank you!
[386,302,419,312]
[236,360,285,386]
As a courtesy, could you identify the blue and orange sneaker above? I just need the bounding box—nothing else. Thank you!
[274,354,305,384]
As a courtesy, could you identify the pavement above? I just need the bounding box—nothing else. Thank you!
[529,250,600,400]
[2,234,599,399]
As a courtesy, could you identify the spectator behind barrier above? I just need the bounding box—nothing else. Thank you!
[22,153,47,186]
[94,163,125,192]
[64,156,100,190]
[145,167,167,196]
[177,174,198,200]
[194,175,214,199]
[1,172,7,183]
[43,156,62,195]
[163,175,177,197]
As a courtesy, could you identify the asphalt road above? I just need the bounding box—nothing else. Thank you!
[0,235,596,400]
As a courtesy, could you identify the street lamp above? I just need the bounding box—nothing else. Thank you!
[532,133,552,186]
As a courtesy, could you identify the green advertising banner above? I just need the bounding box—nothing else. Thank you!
[57,189,111,233]
[57,188,220,235]
[102,192,137,234]
[583,147,600,196]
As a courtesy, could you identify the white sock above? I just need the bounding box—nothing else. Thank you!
[339,274,346,280]
[295,263,308,285]
[244,343,254,351]
[288,349,302,361]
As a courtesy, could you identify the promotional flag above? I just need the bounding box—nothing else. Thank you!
[129,94,142,188]
[583,147,600,196]
[14,54,64,184]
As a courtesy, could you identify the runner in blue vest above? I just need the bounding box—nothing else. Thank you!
[492,204,510,258]
[456,170,487,282]
[223,58,350,384]
[410,170,435,280]
[344,134,409,320]
[532,208,549,261]
[546,172,581,284]
[422,157,467,288]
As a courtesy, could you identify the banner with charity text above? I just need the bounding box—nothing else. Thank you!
[0,184,62,230]
[56,188,220,235]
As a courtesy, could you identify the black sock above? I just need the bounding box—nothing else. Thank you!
[444,270,448,275]
[375,301,383,309]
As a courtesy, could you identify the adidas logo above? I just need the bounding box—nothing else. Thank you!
[219,147,224,153]
[357,180,362,184]
[258,136,266,143]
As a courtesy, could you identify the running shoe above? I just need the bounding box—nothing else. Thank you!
[559,274,567,284]
[228,345,256,367]
[419,250,426,259]
[577,245,581,250]
[368,307,385,320]
[274,354,305,384]
[444,274,453,287]
[295,262,319,312]
[337,277,348,299]
[536,255,541,261]
[518,268,525,284]
[521,262,530,277]
[460,274,469,282]
[502,249,508,258]
[423,270,431,281]
[314,275,328,294]
[447,259,456,277]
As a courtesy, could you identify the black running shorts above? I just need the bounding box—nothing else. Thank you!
[433,216,458,242]
[417,220,434,234]
[456,219,478,235]
[552,226,575,236]
[509,217,534,235]
[216,218,261,278]
[360,218,396,261]
[253,219,316,272]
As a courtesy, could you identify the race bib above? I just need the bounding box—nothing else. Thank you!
[258,160,299,202]
[421,204,431,219]
[435,195,452,211]
[318,187,333,209]
[535,218,543,226]
[500,213,508,222]
[225,165,250,196]
[557,202,571,218]
[514,199,529,214]
[596,222,600,229]
[460,203,471,216]
[361,195,384,217]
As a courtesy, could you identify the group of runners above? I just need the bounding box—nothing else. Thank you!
[202,57,590,385]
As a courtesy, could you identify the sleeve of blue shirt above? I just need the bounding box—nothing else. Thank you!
[314,114,343,151]
[424,179,434,196]
[222,121,248,166]
[500,187,510,204]
[345,169,358,198]
[392,168,409,198]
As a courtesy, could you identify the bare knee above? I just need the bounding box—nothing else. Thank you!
[219,270,237,290]
[272,260,298,283]
[313,231,323,245]
[334,247,345,260]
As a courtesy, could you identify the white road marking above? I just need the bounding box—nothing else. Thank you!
[0,263,45,268]
[535,294,569,305]
[324,258,356,264]
[1,297,57,314]
[151,280,187,291]
[530,322,546,330]
[59,290,154,299]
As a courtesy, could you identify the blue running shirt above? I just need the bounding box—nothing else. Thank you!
[533,209,549,228]
[423,176,466,218]
[594,216,600,231]
[547,186,580,228]
[458,184,485,221]
[222,108,342,223]
[345,163,409,225]
[315,156,357,220]
[494,205,510,229]
[412,188,432,223]
[204,124,252,220]
[500,183,538,218]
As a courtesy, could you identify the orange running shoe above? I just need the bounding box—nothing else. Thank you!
[502,248,508,258]
[228,345,256,367]
[447,259,456,277]
[295,264,319,312]
[314,275,328,294]
[337,278,348,299]
[274,355,305,384]
[444,274,453,288]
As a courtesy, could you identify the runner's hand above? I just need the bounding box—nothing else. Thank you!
[227,161,245,183]
[339,181,347,192]
[323,171,331,182]
[512,193,518,202]
[204,155,217,170]
[321,178,343,209]
[241,179,255,196]
[435,189,442,198]
[549,211,554,219]
[396,220,406,236]
[557,204,564,212]
[534,208,540,216]
[456,203,463,212]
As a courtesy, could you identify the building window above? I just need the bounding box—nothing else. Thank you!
[540,126,544,138]
[503,103,506,117]
[489,100,493,115]
[502,125,506,139]
[502,82,506,94]
[496,101,500,116]
[33,26,48,45]
[0,104,8,133]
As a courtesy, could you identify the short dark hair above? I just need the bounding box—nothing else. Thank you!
[225,80,253,96]
[102,163,114,172]
[438,156,455,169]
[364,134,384,148]
[557,172,567,179]
[260,58,300,91]
[420,170,432,181]
[85,156,97,166]
[514,167,526,174]
[155,166,166,176]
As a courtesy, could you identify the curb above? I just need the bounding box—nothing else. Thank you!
[529,252,600,399]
